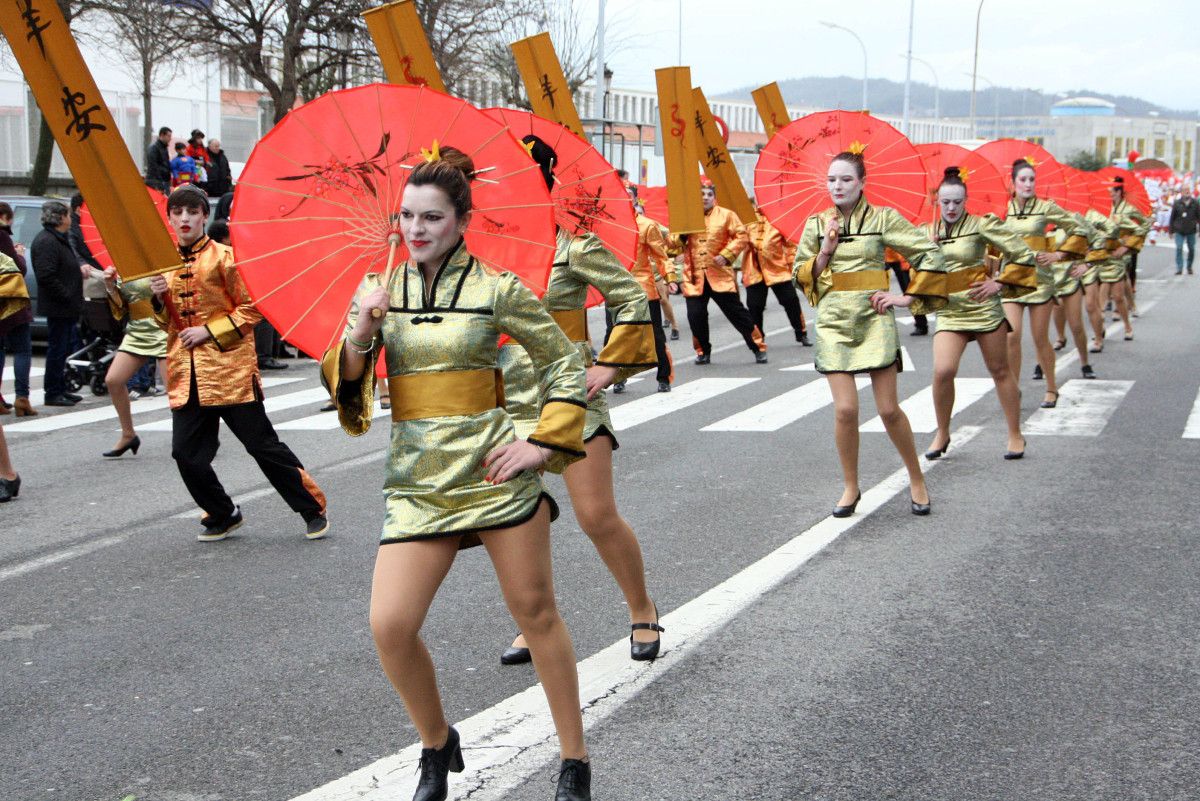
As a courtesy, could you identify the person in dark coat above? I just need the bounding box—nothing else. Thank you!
[1169,193,1199,275]
[145,127,173,192]
[31,201,84,406]
[0,202,35,416]
[205,138,233,198]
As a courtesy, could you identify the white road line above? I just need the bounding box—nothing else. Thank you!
[1183,387,1200,439]
[611,377,758,430]
[779,362,816,372]
[288,427,982,801]
[138,387,332,432]
[0,365,46,394]
[702,376,869,432]
[861,378,994,433]
[2,376,304,434]
[0,535,126,583]
[1024,379,1134,437]
[708,325,791,357]
[901,346,915,372]
[1055,299,1158,376]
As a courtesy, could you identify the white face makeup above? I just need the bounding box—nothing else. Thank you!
[168,205,207,246]
[701,186,716,211]
[1014,167,1037,200]
[827,159,864,209]
[399,183,470,265]
[939,183,967,223]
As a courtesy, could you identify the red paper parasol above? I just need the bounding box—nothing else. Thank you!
[231,83,556,360]
[80,185,172,269]
[634,185,670,227]
[914,142,1008,221]
[1057,165,1094,216]
[753,110,927,241]
[1076,169,1111,213]
[1098,166,1152,215]
[973,139,1069,208]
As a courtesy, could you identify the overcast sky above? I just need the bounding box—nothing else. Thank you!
[585,0,1200,111]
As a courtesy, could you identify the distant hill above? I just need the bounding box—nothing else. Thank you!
[719,76,1198,120]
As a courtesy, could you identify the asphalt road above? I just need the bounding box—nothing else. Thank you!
[2,246,1196,801]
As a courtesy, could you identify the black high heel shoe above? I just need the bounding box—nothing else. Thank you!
[412,725,465,801]
[924,436,950,460]
[500,634,532,666]
[911,495,932,516]
[0,474,18,503]
[103,434,141,458]
[555,758,592,801]
[630,604,664,662]
[1040,391,1058,409]
[831,491,861,518]
[1004,438,1027,460]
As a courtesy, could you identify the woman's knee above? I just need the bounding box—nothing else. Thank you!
[507,587,561,637]
[833,403,858,427]
[932,363,958,386]
[370,605,423,651]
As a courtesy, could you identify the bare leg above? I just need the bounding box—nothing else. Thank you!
[976,327,1024,452]
[1003,302,1025,384]
[370,536,461,748]
[1051,302,1066,345]
[826,372,861,506]
[1028,302,1057,402]
[105,351,147,446]
[1112,281,1133,335]
[1061,290,1089,367]
[928,331,969,454]
[870,364,928,504]
[1084,282,1105,347]
[481,502,587,760]
[0,423,15,480]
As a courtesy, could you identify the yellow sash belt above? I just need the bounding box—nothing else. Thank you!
[830,270,890,292]
[129,299,155,320]
[1023,234,1050,251]
[946,267,990,294]
[550,308,589,341]
[387,369,505,422]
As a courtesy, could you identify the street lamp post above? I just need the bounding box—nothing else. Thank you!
[965,72,999,138]
[820,21,868,111]
[905,54,939,137]
[594,0,606,143]
[970,0,985,138]
[901,0,915,135]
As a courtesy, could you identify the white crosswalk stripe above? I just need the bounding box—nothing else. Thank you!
[702,376,868,432]
[1024,379,1134,437]
[1183,386,1200,439]
[612,377,758,431]
[276,401,386,431]
[860,378,994,433]
[137,387,332,431]
[3,376,304,434]
[0,365,45,395]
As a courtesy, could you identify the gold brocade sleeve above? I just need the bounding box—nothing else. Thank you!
[643,221,674,283]
[793,215,833,307]
[882,207,947,315]
[494,272,587,472]
[979,214,1038,296]
[1119,205,1151,251]
[568,235,657,381]
[205,248,262,349]
[320,274,382,436]
[1044,201,1090,257]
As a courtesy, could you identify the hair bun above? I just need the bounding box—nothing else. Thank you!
[943,166,961,179]
[436,145,476,181]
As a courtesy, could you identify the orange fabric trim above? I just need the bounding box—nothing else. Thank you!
[387,369,504,422]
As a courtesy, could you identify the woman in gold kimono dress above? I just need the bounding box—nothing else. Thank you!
[498,135,664,666]
[794,151,948,518]
[1081,208,1117,352]
[321,149,594,801]
[922,167,1038,461]
[1097,176,1151,342]
[1046,214,1099,380]
[100,269,167,457]
[999,159,1091,409]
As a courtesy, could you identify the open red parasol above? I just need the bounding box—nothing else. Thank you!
[1076,169,1111,213]
[1097,166,1152,215]
[914,142,1008,221]
[231,83,556,360]
[633,185,670,227]
[1057,165,1094,216]
[973,139,1069,208]
[80,185,172,269]
[753,110,927,241]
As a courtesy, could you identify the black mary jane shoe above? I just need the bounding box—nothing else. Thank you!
[910,496,932,516]
[831,491,861,519]
[555,758,592,801]
[1081,364,1096,379]
[412,725,465,801]
[924,437,950,460]
[500,636,532,666]
[103,434,141,458]
[1040,391,1059,409]
[630,607,664,662]
[1003,438,1027,460]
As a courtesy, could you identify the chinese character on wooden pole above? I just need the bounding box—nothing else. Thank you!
[510,32,585,139]
[654,67,704,235]
[0,0,179,280]
[362,0,447,92]
[692,87,756,224]
[752,82,791,138]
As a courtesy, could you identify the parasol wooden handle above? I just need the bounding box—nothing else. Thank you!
[371,233,403,319]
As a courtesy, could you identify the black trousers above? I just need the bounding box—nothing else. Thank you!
[171,382,324,523]
[604,302,672,383]
[254,319,280,359]
[745,281,807,338]
[685,283,764,356]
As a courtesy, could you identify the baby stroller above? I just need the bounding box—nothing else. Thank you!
[65,298,122,396]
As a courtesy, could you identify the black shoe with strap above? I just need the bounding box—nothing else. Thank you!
[555,758,592,801]
[630,606,664,661]
[413,725,465,801]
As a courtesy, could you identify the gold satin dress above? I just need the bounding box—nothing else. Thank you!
[1081,209,1117,286]
[1097,199,1151,284]
[927,214,1038,335]
[794,199,947,374]
[499,230,657,462]
[321,242,587,547]
[108,277,168,358]
[999,197,1090,306]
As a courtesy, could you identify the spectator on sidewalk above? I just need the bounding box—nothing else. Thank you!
[213,190,234,223]
[31,201,83,407]
[170,143,197,187]
[205,138,233,198]
[1169,192,1198,275]
[0,202,36,417]
[145,127,172,192]
[186,130,209,187]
